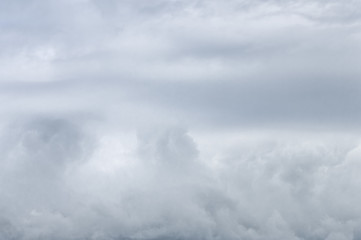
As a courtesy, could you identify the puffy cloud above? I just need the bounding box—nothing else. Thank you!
[0,117,360,239]
[1,0,361,239]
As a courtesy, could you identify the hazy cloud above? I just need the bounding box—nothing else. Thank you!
[1,0,361,239]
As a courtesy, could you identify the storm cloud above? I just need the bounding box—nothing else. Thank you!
[1,0,361,239]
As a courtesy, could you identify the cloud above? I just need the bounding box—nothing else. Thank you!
[1,0,361,239]
[3,0,361,129]
[0,117,361,239]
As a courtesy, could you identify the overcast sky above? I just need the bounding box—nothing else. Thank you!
[1,1,361,240]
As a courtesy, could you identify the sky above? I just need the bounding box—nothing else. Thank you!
[1,0,361,239]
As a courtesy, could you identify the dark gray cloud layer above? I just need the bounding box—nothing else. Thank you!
[1,0,361,239]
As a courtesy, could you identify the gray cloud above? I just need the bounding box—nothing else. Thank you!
[1,0,361,239]
[1,118,361,239]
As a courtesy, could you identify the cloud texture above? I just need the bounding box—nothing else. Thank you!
[1,0,361,239]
